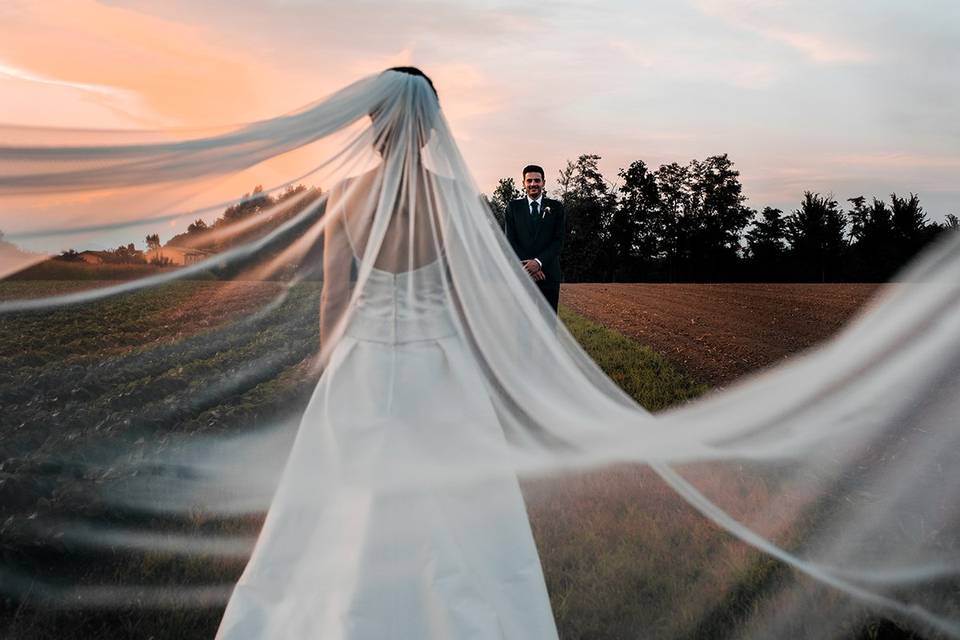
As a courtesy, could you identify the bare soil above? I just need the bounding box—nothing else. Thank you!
[561,283,886,388]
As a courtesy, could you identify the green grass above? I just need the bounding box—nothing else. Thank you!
[8,261,186,281]
[559,305,708,411]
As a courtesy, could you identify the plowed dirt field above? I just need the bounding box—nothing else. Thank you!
[561,283,886,387]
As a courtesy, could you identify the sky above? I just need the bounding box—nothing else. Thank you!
[1,0,958,250]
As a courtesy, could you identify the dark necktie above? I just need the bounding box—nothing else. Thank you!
[530,201,539,218]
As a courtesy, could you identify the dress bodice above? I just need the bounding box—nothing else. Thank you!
[344,259,458,344]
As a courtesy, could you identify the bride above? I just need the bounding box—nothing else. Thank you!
[214,67,560,639]
[1,65,958,639]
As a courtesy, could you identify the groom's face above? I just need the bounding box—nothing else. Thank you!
[523,172,544,199]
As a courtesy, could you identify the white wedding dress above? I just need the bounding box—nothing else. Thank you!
[215,258,559,639]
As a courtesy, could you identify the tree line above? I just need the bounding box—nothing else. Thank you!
[14,161,956,284]
[56,243,147,264]
[485,154,959,283]
[163,184,322,252]
[47,184,321,266]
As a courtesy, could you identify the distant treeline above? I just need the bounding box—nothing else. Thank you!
[4,184,324,280]
[485,154,959,283]
[50,184,321,261]
[5,165,955,285]
[165,184,322,252]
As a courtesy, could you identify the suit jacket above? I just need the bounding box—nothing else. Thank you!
[504,197,565,284]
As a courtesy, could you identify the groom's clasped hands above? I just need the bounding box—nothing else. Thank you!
[522,259,546,282]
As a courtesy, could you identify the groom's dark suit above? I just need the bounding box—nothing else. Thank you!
[505,197,565,312]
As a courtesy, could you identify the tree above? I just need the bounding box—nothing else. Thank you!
[187,219,209,233]
[846,196,869,243]
[612,160,661,280]
[890,192,927,243]
[557,155,614,282]
[145,233,164,264]
[108,242,145,264]
[786,192,847,282]
[57,249,83,262]
[685,154,752,281]
[745,207,788,281]
[889,192,932,267]
[222,184,271,223]
[924,213,959,248]
[277,184,309,202]
[653,162,692,282]
[846,196,896,281]
[488,177,522,230]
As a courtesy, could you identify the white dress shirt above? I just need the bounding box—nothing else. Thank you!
[525,195,544,269]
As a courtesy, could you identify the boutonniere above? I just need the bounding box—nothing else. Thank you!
[541,205,551,220]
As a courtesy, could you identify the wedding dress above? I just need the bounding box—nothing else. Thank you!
[215,257,558,639]
[2,68,959,639]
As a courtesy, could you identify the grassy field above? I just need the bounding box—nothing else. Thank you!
[0,281,925,639]
[8,261,185,282]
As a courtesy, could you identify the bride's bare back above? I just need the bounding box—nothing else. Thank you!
[319,163,445,343]
[337,165,443,273]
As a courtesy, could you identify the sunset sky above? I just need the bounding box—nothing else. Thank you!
[1,0,958,250]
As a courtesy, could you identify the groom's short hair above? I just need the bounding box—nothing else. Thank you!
[522,164,545,179]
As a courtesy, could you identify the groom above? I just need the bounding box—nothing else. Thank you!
[504,164,566,313]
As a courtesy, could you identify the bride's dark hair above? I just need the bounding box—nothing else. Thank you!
[385,66,438,100]
[369,66,439,152]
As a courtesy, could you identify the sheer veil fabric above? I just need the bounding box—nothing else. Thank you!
[1,70,959,638]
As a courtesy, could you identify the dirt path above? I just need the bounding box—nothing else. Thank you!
[561,283,886,387]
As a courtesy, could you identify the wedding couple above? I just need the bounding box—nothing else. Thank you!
[6,58,955,640]
[193,64,957,640]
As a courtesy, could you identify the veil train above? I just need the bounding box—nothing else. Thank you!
[1,68,958,639]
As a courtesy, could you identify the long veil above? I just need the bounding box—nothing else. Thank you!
[1,70,958,638]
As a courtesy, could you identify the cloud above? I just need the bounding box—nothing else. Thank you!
[610,39,780,90]
[0,59,162,128]
[0,0,314,126]
[0,60,129,97]
[693,0,874,64]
